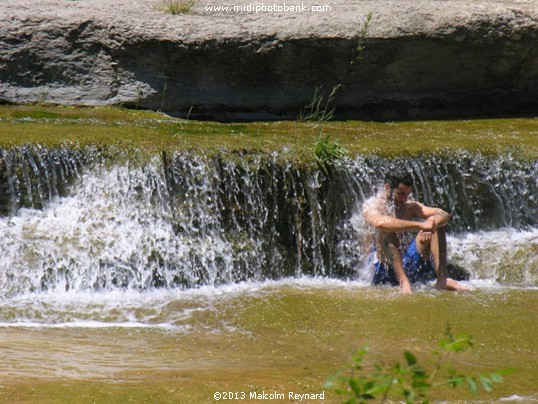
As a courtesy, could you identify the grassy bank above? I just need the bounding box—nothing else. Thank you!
[1,105,537,159]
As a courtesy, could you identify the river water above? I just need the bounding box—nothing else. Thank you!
[0,147,536,401]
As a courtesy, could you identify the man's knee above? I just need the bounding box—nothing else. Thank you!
[415,235,431,256]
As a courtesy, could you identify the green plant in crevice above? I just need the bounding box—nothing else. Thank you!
[36,87,51,105]
[350,12,373,67]
[153,0,196,15]
[325,325,510,403]
[135,84,144,110]
[314,134,348,175]
[159,82,168,112]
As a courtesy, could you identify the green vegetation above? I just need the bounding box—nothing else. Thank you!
[351,12,373,66]
[152,0,196,14]
[314,134,348,175]
[299,84,341,122]
[327,325,509,403]
[0,105,537,160]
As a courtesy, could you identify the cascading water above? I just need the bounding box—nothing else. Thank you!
[0,146,536,299]
[0,145,536,333]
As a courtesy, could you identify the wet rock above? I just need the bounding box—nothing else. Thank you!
[447,262,470,281]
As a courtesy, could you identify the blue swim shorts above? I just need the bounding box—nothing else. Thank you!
[372,240,436,285]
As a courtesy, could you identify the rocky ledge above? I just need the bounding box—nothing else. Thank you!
[1,0,537,120]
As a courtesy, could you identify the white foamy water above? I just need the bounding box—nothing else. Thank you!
[448,228,538,285]
[0,161,233,296]
[1,274,534,330]
[0,320,178,330]
[0,277,370,329]
[498,395,538,402]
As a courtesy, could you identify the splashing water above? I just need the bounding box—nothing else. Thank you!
[0,146,536,328]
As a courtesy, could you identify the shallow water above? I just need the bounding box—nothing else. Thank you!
[0,279,536,403]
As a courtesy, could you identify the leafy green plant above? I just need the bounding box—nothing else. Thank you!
[325,325,510,403]
[314,134,348,175]
[153,0,196,14]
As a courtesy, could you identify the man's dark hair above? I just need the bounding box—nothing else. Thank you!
[384,169,414,189]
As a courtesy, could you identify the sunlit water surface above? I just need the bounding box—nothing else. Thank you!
[0,278,536,385]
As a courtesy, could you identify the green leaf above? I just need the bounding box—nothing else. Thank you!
[362,381,375,393]
[323,380,334,389]
[411,366,428,380]
[447,376,465,387]
[412,381,431,390]
[403,388,415,403]
[349,378,362,396]
[466,378,478,395]
[404,351,417,366]
[368,382,391,396]
[497,368,514,376]
[481,376,493,392]
[352,347,369,365]
[490,373,504,383]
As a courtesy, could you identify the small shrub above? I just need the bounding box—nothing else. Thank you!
[325,325,510,403]
[153,0,196,15]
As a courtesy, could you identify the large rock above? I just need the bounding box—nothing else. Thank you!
[1,0,537,120]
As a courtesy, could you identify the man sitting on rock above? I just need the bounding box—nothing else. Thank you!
[362,169,469,294]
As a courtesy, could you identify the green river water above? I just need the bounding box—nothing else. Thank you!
[1,282,536,403]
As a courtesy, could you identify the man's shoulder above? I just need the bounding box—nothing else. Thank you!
[362,194,384,214]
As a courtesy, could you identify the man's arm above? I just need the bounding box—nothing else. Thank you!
[363,207,437,233]
[412,203,450,227]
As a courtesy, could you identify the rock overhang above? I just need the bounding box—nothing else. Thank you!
[1,0,538,120]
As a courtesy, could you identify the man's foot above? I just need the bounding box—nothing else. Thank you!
[435,278,470,292]
[400,282,413,295]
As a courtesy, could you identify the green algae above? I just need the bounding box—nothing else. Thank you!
[0,105,537,160]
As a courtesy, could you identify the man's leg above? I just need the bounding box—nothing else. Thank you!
[415,228,469,291]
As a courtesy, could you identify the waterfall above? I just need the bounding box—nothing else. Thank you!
[0,146,536,297]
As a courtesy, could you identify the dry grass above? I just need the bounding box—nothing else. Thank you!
[152,0,196,14]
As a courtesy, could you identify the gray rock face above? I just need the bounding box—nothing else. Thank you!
[1,0,537,120]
